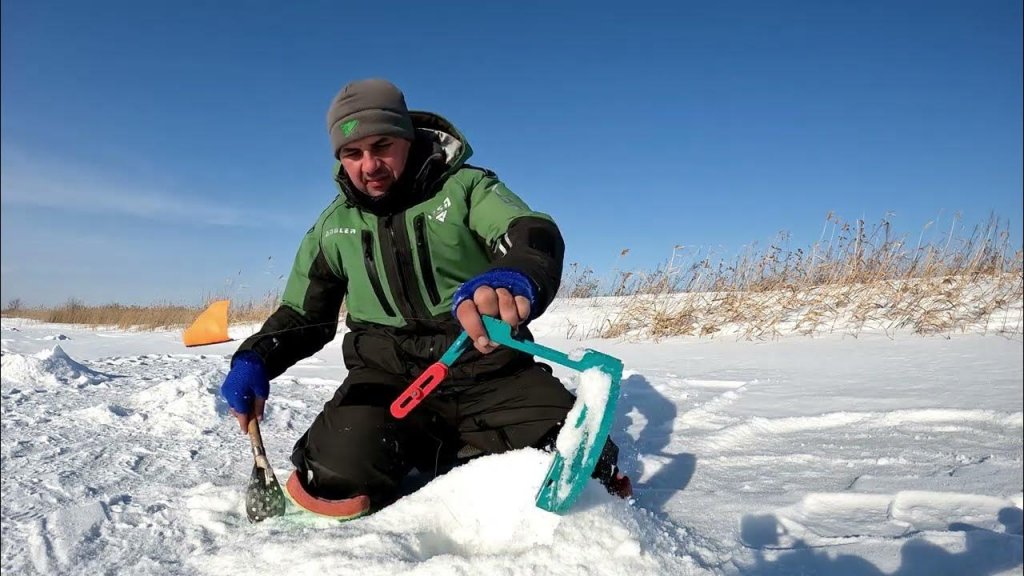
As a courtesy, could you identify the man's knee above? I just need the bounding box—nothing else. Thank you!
[290,405,411,503]
[458,364,577,452]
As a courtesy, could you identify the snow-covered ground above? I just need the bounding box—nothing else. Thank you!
[2,300,1022,575]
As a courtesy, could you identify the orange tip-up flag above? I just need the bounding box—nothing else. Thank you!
[183,299,232,347]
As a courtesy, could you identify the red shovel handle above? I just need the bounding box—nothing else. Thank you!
[390,362,449,419]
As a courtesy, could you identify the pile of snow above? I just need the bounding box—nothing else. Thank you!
[188,449,701,575]
[0,345,107,387]
[131,374,225,435]
[742,491,1023,549]
[227,322,263,342]
[27,502,111,574]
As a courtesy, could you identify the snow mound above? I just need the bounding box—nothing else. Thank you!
[705,409,1024,451]
[27,501,111,573]
[741,490,1024,549]
[0,345,107,387]
[189,449,702,575]
[70,402,139,426]
[132,374,225,434]
[367,449,562,554]
[42,334,71,341]
[227,323,261,341]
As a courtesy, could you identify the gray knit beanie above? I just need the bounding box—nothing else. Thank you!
[326,78,415,158]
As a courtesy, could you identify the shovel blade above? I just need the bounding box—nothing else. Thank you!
[535,361,623,514]
[246,463,287,523]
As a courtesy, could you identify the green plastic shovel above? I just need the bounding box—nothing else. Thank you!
[390,316,624,514]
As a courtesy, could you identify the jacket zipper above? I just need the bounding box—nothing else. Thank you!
[379,213,431,322]
[414,214,442,306]
[361,231,396,317]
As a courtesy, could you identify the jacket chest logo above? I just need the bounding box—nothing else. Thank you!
[429,197,452,223]
[324,227,358,238]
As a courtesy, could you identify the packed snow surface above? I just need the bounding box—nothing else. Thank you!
[1,302,1021,575]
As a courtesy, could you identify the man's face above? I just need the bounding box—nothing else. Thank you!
[339,135,412,197]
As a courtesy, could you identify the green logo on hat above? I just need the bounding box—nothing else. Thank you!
[340,119,359,137]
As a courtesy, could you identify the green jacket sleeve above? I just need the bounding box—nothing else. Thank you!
[233,220,347,379]
[466,171,565,319]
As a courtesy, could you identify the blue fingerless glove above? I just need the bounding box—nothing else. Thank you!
[220,351,270,414]
[451,268,537,319]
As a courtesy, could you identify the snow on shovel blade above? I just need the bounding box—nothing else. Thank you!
[245,418,286,523]
[246,462,287,523]
[534,354,623,514]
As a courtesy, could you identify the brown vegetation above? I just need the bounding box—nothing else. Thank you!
[557,213,1023,340]
[4,214,1022,340]
[1,295,282,331]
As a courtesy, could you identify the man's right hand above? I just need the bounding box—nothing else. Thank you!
[220,351,270,433]
[451,268,536,354]
[455,286,531,354]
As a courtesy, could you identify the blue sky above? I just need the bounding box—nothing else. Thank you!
[2,0,1021,307]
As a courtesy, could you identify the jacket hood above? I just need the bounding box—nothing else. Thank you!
[333,111,473,214]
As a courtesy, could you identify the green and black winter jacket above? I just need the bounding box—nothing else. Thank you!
[234,112,565,381]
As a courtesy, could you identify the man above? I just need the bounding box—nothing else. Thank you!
[220,78,631,518]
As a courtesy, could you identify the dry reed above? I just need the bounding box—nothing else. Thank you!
[558,213,1023,340]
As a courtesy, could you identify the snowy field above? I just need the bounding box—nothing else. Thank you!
[1,300,1022,575]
